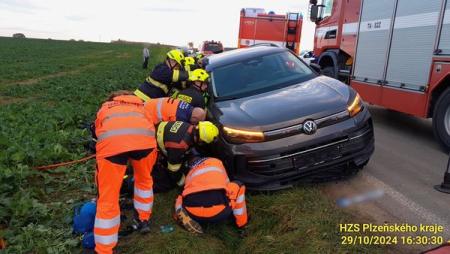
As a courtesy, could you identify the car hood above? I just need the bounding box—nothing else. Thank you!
[213,76,350,131]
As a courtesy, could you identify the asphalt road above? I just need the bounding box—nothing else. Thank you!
[322,105,450,252]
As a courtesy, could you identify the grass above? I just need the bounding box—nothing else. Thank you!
[0,37,386,253]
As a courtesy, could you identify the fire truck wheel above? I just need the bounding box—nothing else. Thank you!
[432,87,450,152]
[322,66,337,79]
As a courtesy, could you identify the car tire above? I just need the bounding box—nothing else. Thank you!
[432,87,450,152]
[322,66,337,79]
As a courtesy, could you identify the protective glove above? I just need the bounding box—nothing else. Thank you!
[175,207,203,234]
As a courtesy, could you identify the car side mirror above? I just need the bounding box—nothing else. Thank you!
[310,63,322,74]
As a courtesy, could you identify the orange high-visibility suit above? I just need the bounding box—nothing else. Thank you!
[144,97,193,125]
[94,95,157,254]
[175,157,248,228]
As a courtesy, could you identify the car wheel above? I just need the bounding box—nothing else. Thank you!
[322,66,337,79]
[432,87,450,152]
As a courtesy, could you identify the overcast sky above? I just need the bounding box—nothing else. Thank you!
[0,0,316,50]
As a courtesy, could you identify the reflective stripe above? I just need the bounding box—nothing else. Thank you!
[134,187,153,199]
[190,167,223,178]
[102,112,144,124]
[94,233,118,245]
[97,128,154,142]
[156,99,163,123]
[173,70,180,82]
[134,89,151,102]
[134,200,153,211]
[94,215,120,229]
[156,122,168,155]
[236,194,245,204]
[233,207,245,216]
[146,77,169,94]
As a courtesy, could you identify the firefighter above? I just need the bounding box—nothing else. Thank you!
[120,98,206,197]
[152,121,219,192]
[174,156,248,234]
[168,56,196,98]
[93,91,157,254]
[184,56,196,72]
[195,53,205,69]
[134,49,189,101]
[172,69,210,109]
[144,97,206,125]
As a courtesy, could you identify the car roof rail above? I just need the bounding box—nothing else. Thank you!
[249,43,282,48]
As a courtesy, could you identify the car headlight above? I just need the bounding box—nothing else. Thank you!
[347,93,363,117]
[223,126,265,143]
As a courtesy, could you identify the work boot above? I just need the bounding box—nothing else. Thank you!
[131,218,151,234]
[175,207,203,234]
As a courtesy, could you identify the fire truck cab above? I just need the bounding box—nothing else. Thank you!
[309,0,450,150]
[199,40,224,55]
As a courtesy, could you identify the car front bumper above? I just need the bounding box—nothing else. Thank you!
[218,107,374,191]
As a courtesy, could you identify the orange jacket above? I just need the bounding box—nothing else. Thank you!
[144,97,193,125]
[181,157,248,227]
[95,95,156,158]
[183,158,230,196]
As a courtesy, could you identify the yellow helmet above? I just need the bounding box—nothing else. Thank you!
[198,121,219,144]
[167,49,185,65]
[189,69,209,82]
[195,53,204,60]
[185,57,195,66]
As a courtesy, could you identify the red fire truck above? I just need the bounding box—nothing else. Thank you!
[309,0,450,150]
[199,40,224,55]
[238,8,303,54]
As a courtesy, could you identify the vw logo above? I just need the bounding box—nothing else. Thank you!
[303,120,317,135]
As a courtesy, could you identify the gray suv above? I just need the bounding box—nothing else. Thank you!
[204,46,374,191]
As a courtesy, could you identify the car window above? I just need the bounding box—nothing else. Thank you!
[323,0,334,19]
[212,51,315,100]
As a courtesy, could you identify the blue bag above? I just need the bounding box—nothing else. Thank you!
[81,231,95,249]
[73,201,96,234]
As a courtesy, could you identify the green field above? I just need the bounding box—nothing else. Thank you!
[0,37,385,253]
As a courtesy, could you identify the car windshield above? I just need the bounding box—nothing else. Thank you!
[205,43,223,53]
[212,51,315,100]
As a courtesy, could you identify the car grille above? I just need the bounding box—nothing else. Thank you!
[264,110,350,140]
[247,124,373,177]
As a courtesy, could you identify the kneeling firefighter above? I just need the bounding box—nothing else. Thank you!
[174,157,248,233]
[93,91,157,254]
[172,68,210,109]
[152,121,219,193]
[135,49,189,101]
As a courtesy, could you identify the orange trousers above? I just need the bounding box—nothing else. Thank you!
[94,149,157,254]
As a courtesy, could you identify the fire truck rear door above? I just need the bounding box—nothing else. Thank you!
[385,0,442,91]
[353,0,396,85]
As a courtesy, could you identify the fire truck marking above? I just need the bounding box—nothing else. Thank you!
[360,19,391,32]
[394,12,440,29]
